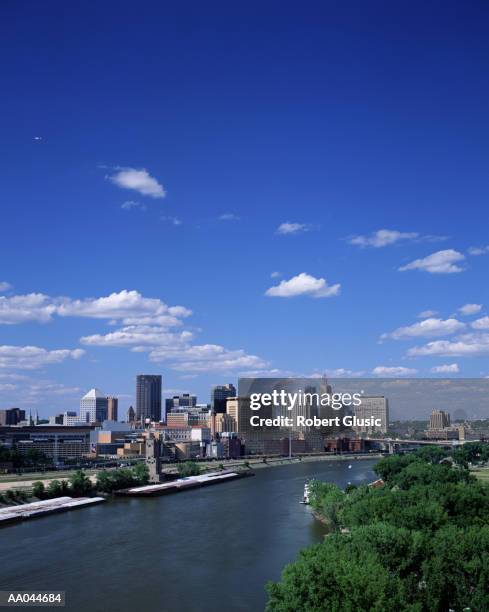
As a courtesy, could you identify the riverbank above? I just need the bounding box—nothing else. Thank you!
[229,453,383,472]
[0,453,383,497]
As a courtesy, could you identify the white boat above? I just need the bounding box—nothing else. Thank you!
[300,482,311,504]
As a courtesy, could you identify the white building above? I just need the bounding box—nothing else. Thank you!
[79,388,108,424]
[63,411,83,426]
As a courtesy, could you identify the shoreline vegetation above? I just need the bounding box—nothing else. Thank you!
[266,442,489,611]
[0,452,381,503]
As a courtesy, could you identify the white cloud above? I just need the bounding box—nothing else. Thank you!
[399,249,465,274]
[323,368,366,377]
[468,245,489,256]
[81,326,193,347]
[372,366,418,376]
[381,318,465,340]
[161,216,182,226]
[418,310,438,319]
[0,290,192,328]
[431,363,459,373]
[0,377,82,407]
[57,290,192,325]
[0,281,12,292]
[265,273,341,298]
[471,316,489,330]
[0,288,268,375]
[107,167,166,198]
[0,345,84,370]
[0,293,58,324]
[0,383,17,391]
[270,272,281,279]
[121,200,147,211]
[219,213,240,221]
[348,229,419,248]
[276,222,313,235]
[458,303,482,316]
[149,344,268,372]
[408,333,489,356]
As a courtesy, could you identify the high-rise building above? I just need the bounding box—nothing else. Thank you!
[107,396,119,421]
[211,384,236,414]
[127,406,136,423]
[353,396,389,434]
[136,375,162,422]
[0,407,26,426]
[226,397,255,434]
[79,388,109,424]
[165,393,197,413]
[429,409,451,429]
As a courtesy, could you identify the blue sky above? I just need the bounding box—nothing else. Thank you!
[1,1,489,416]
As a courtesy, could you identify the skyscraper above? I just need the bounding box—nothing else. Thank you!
[107,396,118,421]
[126,405,136,423]
[136,375,162,422]
[429,409,451,429]
[211,384,236,414]
[79,389,108,424]
[353,396,389,434]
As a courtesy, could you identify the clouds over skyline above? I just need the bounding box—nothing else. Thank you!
[399,249,465,274]
[0,345,84,370]
[265,273,341,298]
[0,288,268,375]
[107,167,166,198]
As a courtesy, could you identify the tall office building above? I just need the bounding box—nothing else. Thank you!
[211,384,236,414]
[226,397,251,434]
[79,389,108,424]
[136,375,162,422]
[0,407,26,426]
[107,396,118,421]
[353,396,389,434]
[429,409,451,429]
[165,393,197,413]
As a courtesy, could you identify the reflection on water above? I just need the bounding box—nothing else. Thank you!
[0,459,377,612]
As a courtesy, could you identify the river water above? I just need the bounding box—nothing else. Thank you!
[0,458,377,611]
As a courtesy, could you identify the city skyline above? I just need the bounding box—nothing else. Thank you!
[1,2,489,415]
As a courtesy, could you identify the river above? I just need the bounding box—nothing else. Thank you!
[0,458,377,611]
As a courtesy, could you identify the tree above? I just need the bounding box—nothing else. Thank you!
[69,470,92,496]
[47,480,63,498]
[177,461,201,477]
[132,462,149,484]
[267,443,489,611]
[309,481,345,530]
[267,529,412,611]
[32,481,45,499]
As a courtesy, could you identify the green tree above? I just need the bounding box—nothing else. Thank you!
[32,481,45,499]
[69,470,92,496]
[177,461,201,477]
[132,462,149,484]
[47,479,63,498]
